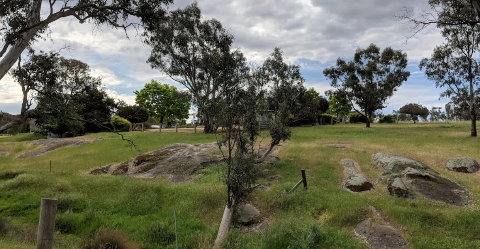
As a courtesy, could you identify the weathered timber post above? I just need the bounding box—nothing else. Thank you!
[301,169,307,190]
[194,124,197,133]
[174,211,179,249]
[36,198,58,249]
[175,123,178,133]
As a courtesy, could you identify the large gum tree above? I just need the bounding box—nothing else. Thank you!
[323,44,410,128]
[0,0,173,81]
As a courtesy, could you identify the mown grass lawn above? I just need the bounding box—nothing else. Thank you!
[0,122,479,248]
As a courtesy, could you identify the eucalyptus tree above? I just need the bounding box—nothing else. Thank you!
[255,48,306,161]
[323,44,410,128]
[398,103,430,123]
[146,3,234,133]
[9,50,116,136]
[0,0,173,81]
[418,0,480,136]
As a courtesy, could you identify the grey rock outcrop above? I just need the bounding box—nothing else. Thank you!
[341,159,375,192]
[446,157,479,173]
[89,143,223,182]
[354,206,408,249]
[236,203,261,225]
[373,153,470,206]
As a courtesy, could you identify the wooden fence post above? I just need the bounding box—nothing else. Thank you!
[36,198,58,249]
[194,124,197,133]
[175,123,178,133]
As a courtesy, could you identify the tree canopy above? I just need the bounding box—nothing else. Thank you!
[10,50,116,135]
[323,43,410,128]
[398,103,429,124]
[117,105,149,124]
[134,80,190,131]
[146,2,237,133]
[0,0,173,81]
[418,0,480,136]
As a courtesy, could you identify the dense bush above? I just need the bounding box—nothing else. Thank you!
[349,113,367,123]
[110,116,131,132]
[319,114,337,125]
[379,114,396,123]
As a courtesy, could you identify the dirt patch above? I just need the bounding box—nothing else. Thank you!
[326,144,349,149]
[89,143,223,182]
[17,138,96,158]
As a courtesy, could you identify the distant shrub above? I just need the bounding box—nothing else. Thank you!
[110,116,131,132]
[319,114,337,125]
[349,113,367,123]
[379,115,396,123]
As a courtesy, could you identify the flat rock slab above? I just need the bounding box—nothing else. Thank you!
[16,138,96,158]
[0,151,9,156]
[372,153,433,173]
[354,207,408,249]
[373,153,470,206]
[341,159,375,192]
[89,143,222,182]
[446,157,479,173]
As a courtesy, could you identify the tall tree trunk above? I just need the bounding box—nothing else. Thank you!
[366,112,371,128]
[470,104,477,137]
[0,0,42,81]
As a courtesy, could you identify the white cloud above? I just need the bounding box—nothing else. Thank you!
[0,0,460,115]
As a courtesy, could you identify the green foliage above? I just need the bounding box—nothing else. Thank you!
[110,116,131,132]
[14,50,116,136]
[418,0,480,136]
[327,94,352,117]
[319,114,337,125]
[324,43,410,127]
[379,114,396,123]
[398,103,429,123]
[0,0,173,81]
[349,112,367,123]
[134,80,190,126]
[116,105,149,124]
[146,3,233,133]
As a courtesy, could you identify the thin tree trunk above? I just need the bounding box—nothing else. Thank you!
[257,140,277,163]
[470,104,477,137]
[213,202,234,249]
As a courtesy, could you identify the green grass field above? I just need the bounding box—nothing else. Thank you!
[0,122,479,248]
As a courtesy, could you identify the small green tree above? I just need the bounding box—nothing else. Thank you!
[258,48,305,162]
[134,80,190,132]
[117,105,149,130]
[326,91,352,124]
[323,44,410,128]
[398,103,429,124]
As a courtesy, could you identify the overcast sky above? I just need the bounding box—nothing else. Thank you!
[0,0,449,116]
